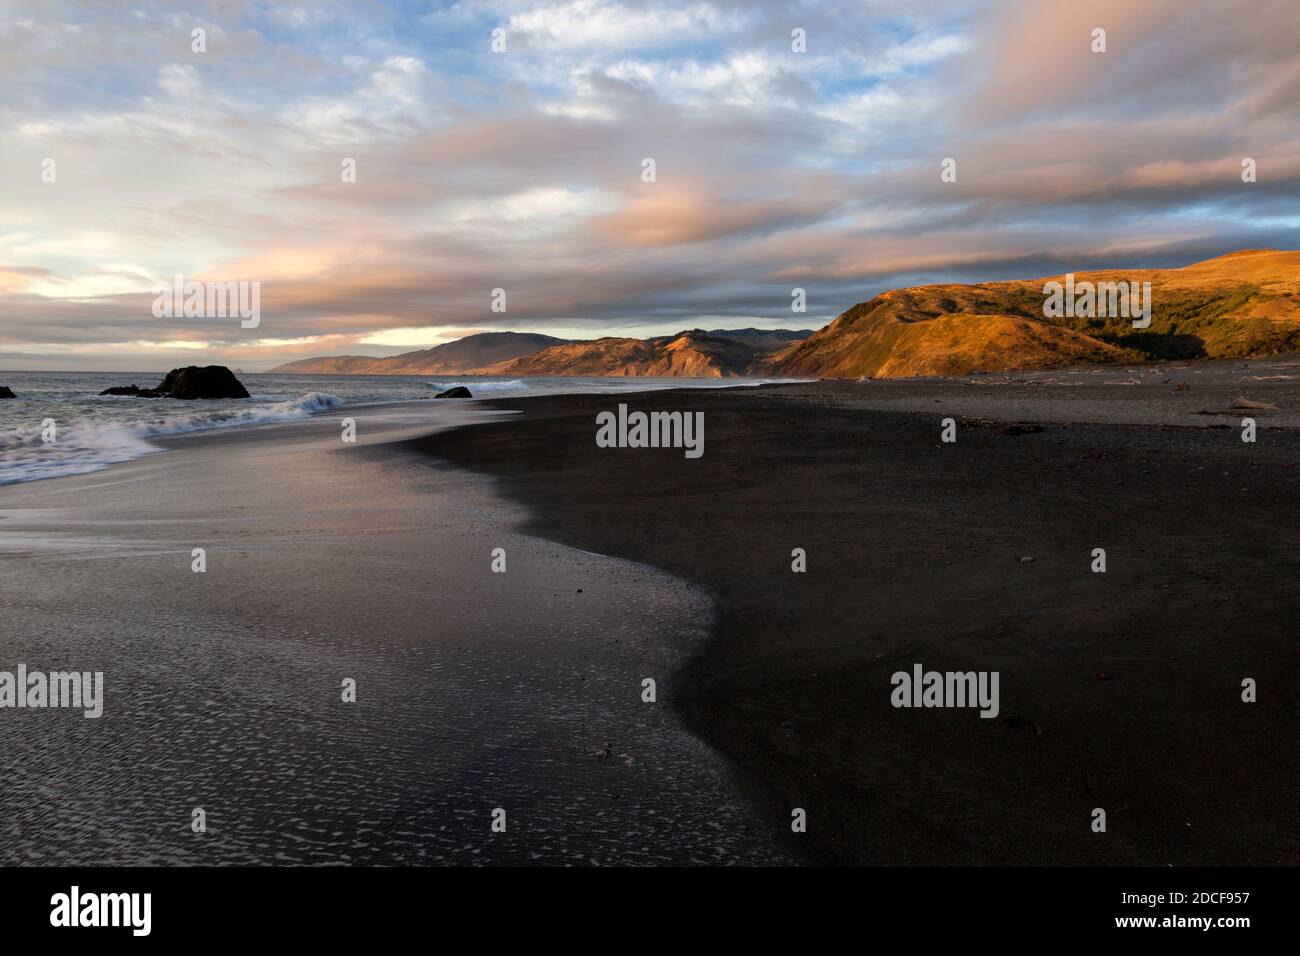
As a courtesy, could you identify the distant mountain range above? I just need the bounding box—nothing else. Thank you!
[269,332,568,375]
[271,328,814,377]
[272,250,1300,379]
[490,329,814,377]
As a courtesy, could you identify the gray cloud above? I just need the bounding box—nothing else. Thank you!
[0,0,1296,370]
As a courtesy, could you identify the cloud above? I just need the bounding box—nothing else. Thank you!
[508,0,749,51]
[0,0,1296,370]
[586,175,847,246]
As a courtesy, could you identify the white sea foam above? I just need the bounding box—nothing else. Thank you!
[128,391,345,437]
[0,424,162,485]
[427,379,526,394]
[0,392,345,485]
[425,377,795,397]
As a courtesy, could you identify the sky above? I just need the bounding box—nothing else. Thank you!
[1,0,1297,371]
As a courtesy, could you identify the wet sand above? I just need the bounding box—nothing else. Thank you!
[0,402,786,865]
[414,358,1300,865]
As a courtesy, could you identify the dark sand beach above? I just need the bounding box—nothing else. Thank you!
[4,358,1297,867]
[414,359,1300,866]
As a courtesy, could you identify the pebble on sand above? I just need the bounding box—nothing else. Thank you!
[1230,396,1280,412]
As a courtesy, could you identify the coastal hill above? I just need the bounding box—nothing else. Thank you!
[270,251,1299,379]
[486,329,811,377]
[771,249,1300,379]
[270,331,568,375]
[272,328,812,377]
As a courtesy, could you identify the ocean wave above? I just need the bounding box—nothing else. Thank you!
[426,379,525,394]
[0,392,345,486]
[129,391,345,437]
[0,424,163,486]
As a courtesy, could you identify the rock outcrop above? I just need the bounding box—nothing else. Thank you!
[99,385,162,397]
[156,366,250,400]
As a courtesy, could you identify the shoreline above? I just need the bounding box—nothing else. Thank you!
[4,359,1298,865]
[0,373,791,488]
[411,368,1300,865]
[1,400,788,865]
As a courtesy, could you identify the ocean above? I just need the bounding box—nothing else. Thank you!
[0,371,790,486]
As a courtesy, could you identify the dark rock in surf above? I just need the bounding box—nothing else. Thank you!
[156,366,250,400]
[0,386,15,399]
[99,384,162,397]
[434,386,473,398]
